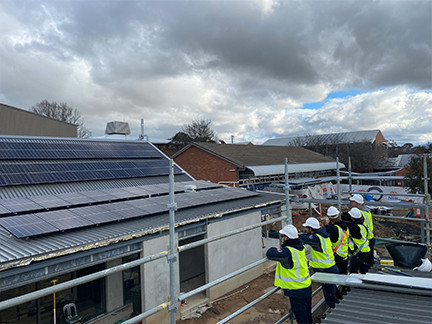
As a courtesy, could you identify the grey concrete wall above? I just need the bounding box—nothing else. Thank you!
[141,234,179,324]
[105,259,124,312]
[206,211,263,299]
[0,103,77,137]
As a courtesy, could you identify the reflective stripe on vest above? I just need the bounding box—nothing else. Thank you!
[274,246,311,290]
[309,234,335,269]
[348,224,370,253]
[332,225,349,259]
[360,210,374,239]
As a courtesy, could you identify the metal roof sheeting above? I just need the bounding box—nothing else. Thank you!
[0,192,282,267]
[323,288,432,324]
[264,130,381,146]
[247,162,345,176]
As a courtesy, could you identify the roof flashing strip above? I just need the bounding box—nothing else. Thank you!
[247,162,346,177]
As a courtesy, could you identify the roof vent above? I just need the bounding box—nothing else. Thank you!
[105,121,131,135]
[184,184,197,193]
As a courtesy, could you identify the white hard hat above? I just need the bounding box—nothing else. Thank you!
[349,207,362,219]
[302,217,320,229]
[350,194,364,204]
[327,206,339,218]
[279,225,299,239]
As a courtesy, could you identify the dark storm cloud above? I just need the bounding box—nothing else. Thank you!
[0,0,431,142]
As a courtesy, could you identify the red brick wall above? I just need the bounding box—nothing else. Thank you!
[174,146,239,186]
[375,131,387,145]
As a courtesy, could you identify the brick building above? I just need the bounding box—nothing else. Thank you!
[173,143,343,189]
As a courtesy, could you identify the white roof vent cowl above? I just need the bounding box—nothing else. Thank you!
[184,184,197,193]
[105,121,131,135]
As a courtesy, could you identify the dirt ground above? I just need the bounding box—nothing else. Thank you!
[178,272,323,324]
[178,208,421,324]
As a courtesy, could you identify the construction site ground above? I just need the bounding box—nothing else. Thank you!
[178,208,422,324]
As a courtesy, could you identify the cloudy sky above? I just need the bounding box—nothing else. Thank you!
[0,0,431,144]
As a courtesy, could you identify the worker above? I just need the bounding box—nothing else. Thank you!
[299,217,340,309]
[344,207,370,274]
[350,194,375,268]
[324,206,349,297]
[266,225,313,324]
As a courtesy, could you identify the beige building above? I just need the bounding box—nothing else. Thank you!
[0,103,77,137]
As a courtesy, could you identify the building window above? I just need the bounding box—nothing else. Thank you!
[122,254,141,314]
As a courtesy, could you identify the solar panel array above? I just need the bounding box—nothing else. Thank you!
[0,141,163,160]
[0,160,182,186]
[0,186,258,238]
[0,180,221,215]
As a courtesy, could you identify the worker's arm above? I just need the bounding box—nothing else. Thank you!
[325,224,339,243]
[298,234,323,252]
[347,224,362,239]
[266,247,294,269]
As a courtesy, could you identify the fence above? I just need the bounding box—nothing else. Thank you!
[1,158,431,324]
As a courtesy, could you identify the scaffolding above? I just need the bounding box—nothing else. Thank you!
[0,157,431,324]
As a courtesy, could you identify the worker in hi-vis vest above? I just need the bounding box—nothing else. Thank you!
[350,194,375,267]
[266,225,313,324]
[299,217,340,309]
[344,207,370,274]
[324,206,350,298]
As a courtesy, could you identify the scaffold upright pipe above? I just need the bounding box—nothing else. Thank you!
[284,157,292,225]
[336,157,341,212]
[168,159,178,323]
[423,155,430,247]
[348,156,352,195]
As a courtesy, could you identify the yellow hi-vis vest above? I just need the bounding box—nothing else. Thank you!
[274,246,311,290]
[309,234,335,269]
[349,224,370,254]
[332,225,349,259]
[360,209,374,239]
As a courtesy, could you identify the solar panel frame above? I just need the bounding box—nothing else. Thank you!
[0,214,58,238]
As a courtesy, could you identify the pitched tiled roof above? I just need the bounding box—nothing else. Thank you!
[179,142,335,167]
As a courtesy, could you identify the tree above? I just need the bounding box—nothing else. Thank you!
[403,155,432,194]
[30,100,91,138]
[181,118,217,143]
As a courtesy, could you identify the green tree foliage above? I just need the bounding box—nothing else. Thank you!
[30,100,91,138]
[404,155,432,194]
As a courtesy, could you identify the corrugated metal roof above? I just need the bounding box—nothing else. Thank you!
[323,288,432,324]
[264,130,381,146]
[0,192,282,268]
[247,162,345,176]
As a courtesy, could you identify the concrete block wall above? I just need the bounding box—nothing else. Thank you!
[174,145,239,185]
[105,259,124,312]
[141,234,179,324]
[206,211,263,299]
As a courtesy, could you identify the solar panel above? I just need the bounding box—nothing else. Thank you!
[0,160,183,186]
[0,140,164,160]
[0,185,259,238]
[0,204,12,215]
[59,192,97,205]
[0,214,58,238]
[0,198,44,214]
[29,196,70,209]
[36,210,93,230]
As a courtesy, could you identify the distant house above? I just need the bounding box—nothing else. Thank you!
[172,142,344,189]
[0,103,77,137]
[264,129,387,147]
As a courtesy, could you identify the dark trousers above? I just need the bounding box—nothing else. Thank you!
[368,238,375,267]
[289,295,313,324]
[350,252,369,274]
[335,254,349,275]
[314,265,340,308]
